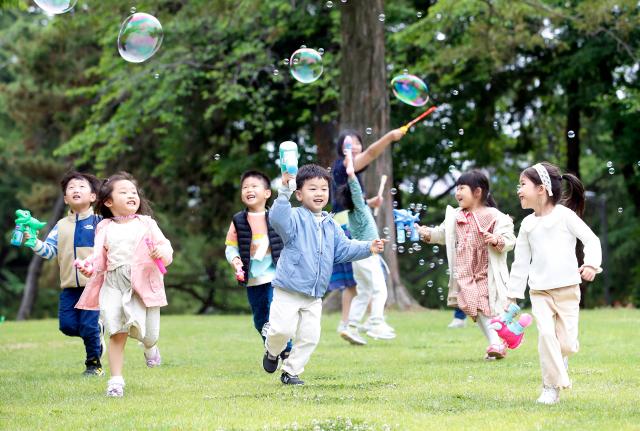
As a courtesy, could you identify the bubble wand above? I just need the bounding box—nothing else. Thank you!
[399,106,437,134]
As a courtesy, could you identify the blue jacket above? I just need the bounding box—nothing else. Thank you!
[269,189,372,298]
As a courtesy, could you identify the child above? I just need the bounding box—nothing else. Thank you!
[26,171,104,376]
[329,129,404,336]
[507,162,601,405]
[337,152,395,344]
[224,170,291,357]
[417,170,516,359]
[76,172,173,397]
[263,164,385,385]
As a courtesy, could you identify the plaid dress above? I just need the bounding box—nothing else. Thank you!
[454,208,505,318]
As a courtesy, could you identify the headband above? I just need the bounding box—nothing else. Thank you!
[533,163,553,196]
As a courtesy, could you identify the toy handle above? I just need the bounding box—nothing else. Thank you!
[145,238,167,275]
[373,175,388,217]
[10,225,24,247]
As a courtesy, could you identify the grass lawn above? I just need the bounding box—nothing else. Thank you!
[0,309,638,430]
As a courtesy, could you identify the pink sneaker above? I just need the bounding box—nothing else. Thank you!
[144,346,162,368]
[486,343,507,360]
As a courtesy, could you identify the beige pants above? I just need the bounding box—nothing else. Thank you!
[530,285,580,389]
[265,287,322,376]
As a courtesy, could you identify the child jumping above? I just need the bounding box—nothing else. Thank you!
[76,172,173,397]
[417,170,515,359]
[507,162,602,405]
[225,170,291,357]
[337,151,395,344]
[26,171,104,376]
[263,164,385,385]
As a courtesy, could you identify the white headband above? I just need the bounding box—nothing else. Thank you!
[533,163,553,196]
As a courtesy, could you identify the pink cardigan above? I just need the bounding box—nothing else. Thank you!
[75,215,173,310]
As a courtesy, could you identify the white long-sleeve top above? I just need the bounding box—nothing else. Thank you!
[507,204,602,299]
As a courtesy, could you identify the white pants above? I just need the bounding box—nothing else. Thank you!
[265,287,322,376]
[476,313,501,345]
[530,285,580,389]
[348,254,388,325]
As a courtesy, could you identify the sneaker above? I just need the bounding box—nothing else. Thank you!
[263,351,279,373]
[281,371,304,385]
[280,350,291,361]
[366,323,396,340]
[536,386,560,405]
[106,378,125,397]
[144,346,162,368]
[448,318,466,328]
[336,321,348,334]
[98,320,106,358]
[486,343,507,360]
[340,325,367,345]
[83,358,105,376]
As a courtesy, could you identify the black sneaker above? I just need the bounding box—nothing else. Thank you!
[280,371,304,385]
[262,351,279,373]
[83,358,105,376]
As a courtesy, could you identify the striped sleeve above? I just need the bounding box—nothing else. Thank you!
[31,225,58,260]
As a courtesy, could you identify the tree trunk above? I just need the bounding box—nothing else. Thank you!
[339,0,419,309]
[17,194,66,320]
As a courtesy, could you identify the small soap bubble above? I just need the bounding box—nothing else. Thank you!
[568,130,575,138]
[318,48,325,55]
[447,140,454,148]
[435,31,446,41]
[618,207,623,213]
[449,165,456,172]
[429,262,436,269]
[273,69,279,76]
[446,268,451,275]
[606,161,613,168]
[283,58,290,65]
[420,290,425,295]
[366,127,373,135]
[408,248,414,254]
[441,124,447,130]
[458,128,464,135]
[417,11,423,18]
[383,227,390,235]
[391,244,397,251]
[214,154,221,161]
[390,188,397,195]
[432,245,439,253]
[419,259,425,266]
[413,243,422,251]
[398,246,405,253]
[452,89,459,96]
[609,167,615,175]
[326,1,333,8]
[130,6,136,14]
[154,72,160,79]
[437,287,443,293]
[393,201,398,208]
[439,295,445,301]
[378,13,386,22]
[300,45,306,49]
[427,280,434,288]
[409,203,416,210]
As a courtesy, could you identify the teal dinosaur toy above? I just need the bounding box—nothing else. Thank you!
[12,209,47,248]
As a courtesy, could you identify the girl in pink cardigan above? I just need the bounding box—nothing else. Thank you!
[76,172,172,398]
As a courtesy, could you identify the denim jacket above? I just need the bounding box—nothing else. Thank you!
[269,188,372,298]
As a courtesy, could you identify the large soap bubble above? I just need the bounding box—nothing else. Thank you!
[117,13,164,63]
[34,0,77,14]
[391,73,429,106]
[289,48,323,84]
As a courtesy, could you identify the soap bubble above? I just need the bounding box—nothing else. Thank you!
[608,167,615,175]
[420,290,425,295]
[419,259,425,266]
[413,243,422,251]
[130,6,136,14]
[451,89,459,96]
[273,69,279,76]
[398,246,405,254]
[432,245,439,253]
[427,280,434,288]
[366,127,373,135]
[378,13,386,22]
[283,58,290,65]
[154,72,160,79]
[326,1,333,7]
[438,258,444,265]
[393,201,398,208]
[435,32,446,41]
[318,48,325,55]
[417,11,423,18]
[439,295,445,301]
[458,128,464,135]
[618,207,623,213]
[409,203,416,210]
[606,161,613,168]
[34,0,77,14]
[408,248,414,254]
[390,188,397,195]
[429,262,436,269]
[567,130,575,138]
[383,227,390,235]
[214,154,221,161]
[437,287,443,293]
[391,73,429,107]
[118,13,164,63]
[391,244,397,251]
[289,48,323,83]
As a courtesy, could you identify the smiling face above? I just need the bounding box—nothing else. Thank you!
[295,177,329,213]
[517,174,546,210]
[241,176,271,211]
[454,184,482,210]
[105,180,140,217]
[64,178,96,212]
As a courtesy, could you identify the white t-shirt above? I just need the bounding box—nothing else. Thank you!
[106,218,142,270]
[507,204,602,298]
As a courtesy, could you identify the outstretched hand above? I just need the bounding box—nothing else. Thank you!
[370,239,387,254]
[417,225,431,242]
[389,128,406,141]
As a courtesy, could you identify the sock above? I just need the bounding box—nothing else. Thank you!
[108,375,125,386]
[477,313,502,345]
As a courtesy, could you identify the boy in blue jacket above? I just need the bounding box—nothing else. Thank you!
[263,164,385,385]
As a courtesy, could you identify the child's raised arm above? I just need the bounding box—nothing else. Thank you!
[269,178,296,244]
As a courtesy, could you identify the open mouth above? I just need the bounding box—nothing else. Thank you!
[72,194,81,200]
[126,200,137,206]
[245,194,256,201]
[313,199,324,204]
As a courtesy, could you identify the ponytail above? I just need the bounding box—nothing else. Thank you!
[560,173,585,217]
[486,192,498,208]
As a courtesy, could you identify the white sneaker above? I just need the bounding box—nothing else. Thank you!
[337,321,348,334]
[366,323,396,340]
[378,320,396,334]
[536,386,560,405]
[448,318,466,328]
[340,325,367,345]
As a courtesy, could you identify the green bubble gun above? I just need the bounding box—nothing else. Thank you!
[12,209,47,248]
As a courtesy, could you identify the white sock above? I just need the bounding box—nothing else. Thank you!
[108,375,125,386]
[477,314,502,345]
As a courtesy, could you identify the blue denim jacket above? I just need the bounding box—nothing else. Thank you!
[269,189,372,298]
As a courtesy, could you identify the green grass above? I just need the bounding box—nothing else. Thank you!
[1,309,639,431]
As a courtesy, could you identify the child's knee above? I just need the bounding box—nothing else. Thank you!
[268,322,295,340]
[561,339,579,356]
[59,321,79,337]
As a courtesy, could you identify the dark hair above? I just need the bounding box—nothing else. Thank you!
[240,170,271,189]
[521,161,585,217]
[337,183,355,212]
[335,129,363,158]
[60,171,100,195]
[455,169,498,208]
[296,164,331,190]
[96,172,153,218]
